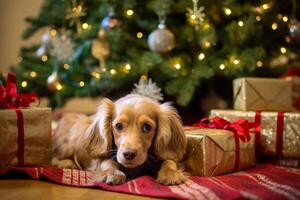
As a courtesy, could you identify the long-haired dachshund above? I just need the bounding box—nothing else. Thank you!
[52,94,187,185]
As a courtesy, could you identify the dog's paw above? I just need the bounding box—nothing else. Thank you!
[94,169,126,185]
[157,169,187,185]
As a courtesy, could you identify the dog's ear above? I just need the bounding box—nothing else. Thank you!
[84,98,114,158]
[154,103,187,161]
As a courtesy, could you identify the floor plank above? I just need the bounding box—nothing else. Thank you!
[0,180,162,200]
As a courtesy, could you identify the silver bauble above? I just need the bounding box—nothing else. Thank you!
[41,32,51,43]
[148,24,175,53]
[47,71,60,92]
[289,19,300,41]
[36,45,46,57]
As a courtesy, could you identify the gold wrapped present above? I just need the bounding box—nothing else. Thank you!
[183,127,255,176]
[211,109,300,158]
[233,77,292,111]
[0,107,52,168]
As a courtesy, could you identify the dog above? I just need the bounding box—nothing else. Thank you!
[52,94,187,185]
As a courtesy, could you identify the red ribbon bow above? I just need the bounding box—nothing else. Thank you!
[192,117,256,142]
[192,117,259,171]
[0,73,38,108]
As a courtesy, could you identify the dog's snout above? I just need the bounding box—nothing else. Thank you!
[123,149,137,160]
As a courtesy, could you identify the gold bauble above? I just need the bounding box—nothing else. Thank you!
[148,24,175,53]
[47,71,60,92]
[91,39,110,61]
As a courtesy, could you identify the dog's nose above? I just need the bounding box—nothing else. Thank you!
[123,149,137,161]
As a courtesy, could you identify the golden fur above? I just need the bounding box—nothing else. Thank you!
[52,94,187,185]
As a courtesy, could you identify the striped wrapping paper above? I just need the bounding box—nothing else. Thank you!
[0,164,300,200]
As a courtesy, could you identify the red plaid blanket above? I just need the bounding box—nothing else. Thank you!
[1,164,300,200]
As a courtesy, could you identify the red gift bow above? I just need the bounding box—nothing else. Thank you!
[0,73,38,108]
[0,73,39,167]
[192,117,259,171]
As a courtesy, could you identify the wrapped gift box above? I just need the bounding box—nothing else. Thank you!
[183,127,255,176]
[211,109,300,158]
[233,77,292,111]
[0,107,52,168]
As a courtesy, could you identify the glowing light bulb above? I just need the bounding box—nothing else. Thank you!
[256,16,262,21]
[262,3,270,10]
[272,23,278,30]
[198,53,205,60]
[136,32,143,38]
[21,81,27,88]
[219,64,225,70]
[238,21,244,27]
[56,83,62,90]
[30,71,37,78]
[82,23,89,30]
[79,81,85,87]
[282,16,288,22]
[110,69,116,75]
[256,61,263,67]
[233,59,240,65]
[125,64,131,70]
[280,47,287,54]
[204,41,211,48]
[126,9,134,16]
[63,63,70,70]
[174,63,181,70]
[224,8,232,15]
[41,55,48,62]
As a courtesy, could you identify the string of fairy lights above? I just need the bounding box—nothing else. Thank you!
[19,1,298,91]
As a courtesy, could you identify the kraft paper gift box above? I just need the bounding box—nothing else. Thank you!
[233,77,292,111]
[211,109,300,158]
[183,127,255,176]
[0,107,52,168]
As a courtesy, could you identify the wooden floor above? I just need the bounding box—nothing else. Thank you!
[0,180,162,200]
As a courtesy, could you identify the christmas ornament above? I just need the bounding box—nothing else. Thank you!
[50,31,75,63]
[148,13,175,53]
[36,46,46,58]
[91,29,110,71]
[36,32,51,57]
[66,0,86,33]
[47,71,60,92]
[187,0,205,26]
[101,10,120,30]
[288,19,300,41]
[132,77,163,101]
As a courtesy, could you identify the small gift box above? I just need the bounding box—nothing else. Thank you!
[0,73,52,168]
[183,117,256,176]
[233,77,292,111]
[211,109,300,158]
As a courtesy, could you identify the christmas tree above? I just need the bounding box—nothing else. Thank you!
[13,0,300,110]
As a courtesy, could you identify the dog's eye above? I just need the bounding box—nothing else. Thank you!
[115,123,123,131]
[142,124,152,133]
